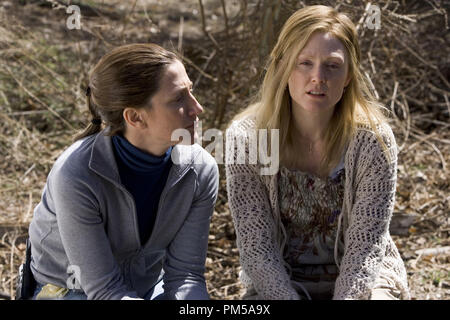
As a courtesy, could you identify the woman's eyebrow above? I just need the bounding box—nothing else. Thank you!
[168,81,194,101]
[174,81,193,92]
[327,53,345,61]
[297,54,344,62]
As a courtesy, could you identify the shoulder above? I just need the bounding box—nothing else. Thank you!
[226,116,257,139]
[44,134,102,205]
[354,121,396,146]
[50,134,97,182]
[173,143,219,180]
[350,121,397,158]
[347,121,398,173]
[193,143,219,177]
[225,116,258,157]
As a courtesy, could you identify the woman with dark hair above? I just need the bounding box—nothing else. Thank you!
[225,6,409,300]
[27,43,219,300]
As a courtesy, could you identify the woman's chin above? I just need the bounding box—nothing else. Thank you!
[295,99,337,114]
[175,132,196,146]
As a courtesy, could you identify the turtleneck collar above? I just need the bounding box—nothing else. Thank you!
[112,135,172,174]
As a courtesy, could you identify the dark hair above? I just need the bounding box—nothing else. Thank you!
[74,43,179,141]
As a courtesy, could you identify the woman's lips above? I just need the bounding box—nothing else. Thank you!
[186,118,199,129]
[306,92,326,99]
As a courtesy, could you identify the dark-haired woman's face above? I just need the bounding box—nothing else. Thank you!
[141,60,203,148]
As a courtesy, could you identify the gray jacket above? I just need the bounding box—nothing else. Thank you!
[28,130,219,300]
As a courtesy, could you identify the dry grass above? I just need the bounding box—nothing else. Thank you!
[0,0,448,300]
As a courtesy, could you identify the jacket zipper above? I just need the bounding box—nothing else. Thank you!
[143,165,193,250]
[92,157,194,250]
[90,169,142,249]
[121,187,141,248]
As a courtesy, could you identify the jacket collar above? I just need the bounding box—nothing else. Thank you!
[88,129,195,184]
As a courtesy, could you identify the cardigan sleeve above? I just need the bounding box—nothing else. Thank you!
[333,124,398,300]
[225,120,300,300]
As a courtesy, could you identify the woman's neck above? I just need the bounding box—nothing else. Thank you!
[124,129,170,157]
[282,104,335,177]
[290,105,334,143]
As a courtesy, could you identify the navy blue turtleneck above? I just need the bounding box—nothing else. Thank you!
[112,135,172,246]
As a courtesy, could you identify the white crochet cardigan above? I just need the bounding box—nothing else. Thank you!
[225,117,410,300]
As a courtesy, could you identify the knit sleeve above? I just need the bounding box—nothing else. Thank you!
[225,120,300,300]
[333,124,398,300]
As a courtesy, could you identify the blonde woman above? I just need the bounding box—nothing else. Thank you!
[225,5,409,300]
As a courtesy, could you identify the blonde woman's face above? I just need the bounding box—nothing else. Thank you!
[288,32,351,115]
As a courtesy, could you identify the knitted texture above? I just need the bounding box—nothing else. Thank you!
[225,117,410,300]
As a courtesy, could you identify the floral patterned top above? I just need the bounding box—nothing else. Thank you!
[278,166,346,286]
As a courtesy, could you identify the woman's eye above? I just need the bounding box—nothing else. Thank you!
[299,61,311,66]
[328,64,340,69]
[176,89,193,103]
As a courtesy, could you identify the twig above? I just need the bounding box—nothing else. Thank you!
[415,247,450,257]
[368,50,376,74]
[20,164,35,182]
[120,0,138,43]
[178,16,184,54]
[410,251,423,269]
[194,49,216,90]
[220,0,230,38]
[390,81,399,114]
[0,64,74,130]
[416,118,450,130]
[141,1,161,33]
[14,49,67,89]
[0,90,9,107]
[179,55,218,82]
[392,34,437,70]
[424,0,449,29]
[9,234,17,300]
[198,0,221,50]
[364,71,379,100]
[21,191,33,224]
[417,198,442,211]
[394,94,411,152]
[444,94,450,117]
[393,34,450,89]
[356,2,371,34]
[386,11,417,23]
[407,131,447,172]
[426,83,450,96]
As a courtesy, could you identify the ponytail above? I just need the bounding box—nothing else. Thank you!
[73,86,103,142]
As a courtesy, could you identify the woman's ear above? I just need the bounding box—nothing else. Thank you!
[123,108,147,129]
[344,70,352,87]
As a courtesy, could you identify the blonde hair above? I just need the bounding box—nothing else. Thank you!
[233,5,388,175]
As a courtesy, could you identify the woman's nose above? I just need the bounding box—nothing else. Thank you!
[311,65,326,83]
[188,93,203,117]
